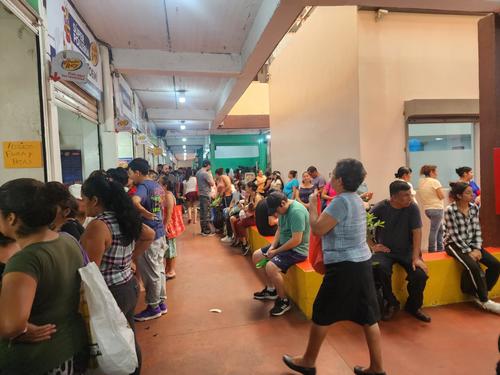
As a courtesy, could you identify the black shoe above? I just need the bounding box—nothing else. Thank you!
[282,355,316,375]
[405,307,431,323]
[381,304,400,321]
[353,366,386,375]
[253,287,278,300]
[270,297,291,316]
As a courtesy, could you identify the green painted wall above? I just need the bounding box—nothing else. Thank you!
[26,0,38,13]
[209,134,267,172]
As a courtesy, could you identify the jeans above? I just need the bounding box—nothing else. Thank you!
[109,277,142,374]
[137,236,167,306]
[199,195,211,234]
[372,252,428,312]
[425,209,444,252]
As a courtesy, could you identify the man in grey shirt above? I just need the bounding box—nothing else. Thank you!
[196,160,215,236]
[307,166,326,194]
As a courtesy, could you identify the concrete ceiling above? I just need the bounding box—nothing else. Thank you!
[72,0,500,154]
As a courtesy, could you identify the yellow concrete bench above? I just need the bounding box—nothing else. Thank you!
[247,226,500,319]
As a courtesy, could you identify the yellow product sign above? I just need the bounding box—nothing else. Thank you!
[62,58,83,71]
[3,141,43,169]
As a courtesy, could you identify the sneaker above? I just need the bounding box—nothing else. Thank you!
[477,299,500,314]
[134,305,162,322]
[159,302,168,315]
[221,236,233,243]
[253,287,278,300]
[270,297,291,316]
[242,244,250,256]
[201,232,215,237]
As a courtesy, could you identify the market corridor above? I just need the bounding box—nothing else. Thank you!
[135,225,500,375]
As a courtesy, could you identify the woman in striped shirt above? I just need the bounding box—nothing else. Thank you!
[80,173,155,374]
[444,182,500,315]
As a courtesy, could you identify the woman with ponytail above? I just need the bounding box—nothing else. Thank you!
[80,172,155,375]
[0,178,88,374]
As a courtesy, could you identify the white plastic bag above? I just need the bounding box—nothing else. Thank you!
[79,262,138,375]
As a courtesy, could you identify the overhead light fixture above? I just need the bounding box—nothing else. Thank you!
[435,137,444,141]
[182,145,186,149]
[266,134,271,140]
[177,90,187,104]
[180,125,186,130]
[182,138,187,142]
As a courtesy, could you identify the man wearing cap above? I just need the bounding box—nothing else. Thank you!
[252,191,310,316]
[196,160,216,236]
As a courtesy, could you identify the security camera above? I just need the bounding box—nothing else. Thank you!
[376,9,389,21]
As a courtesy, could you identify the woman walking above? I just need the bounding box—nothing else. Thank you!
[183,168,198,224]
[80,173,155,374]
[283,159,385,375]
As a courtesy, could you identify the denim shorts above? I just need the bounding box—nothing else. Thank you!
[261,244,307,273]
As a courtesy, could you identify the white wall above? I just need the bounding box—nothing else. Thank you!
[58,107,100,179]
[0,10,44,184]
[117,131,134,160]
[269,6,361,180]
[358,11,480,201]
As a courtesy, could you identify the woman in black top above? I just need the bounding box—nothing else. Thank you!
[46,182,85,240]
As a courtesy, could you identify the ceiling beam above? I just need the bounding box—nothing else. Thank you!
[112,48,242,77]
[147,108,215,121]
[214,0,304,125]
[301,0,500,13]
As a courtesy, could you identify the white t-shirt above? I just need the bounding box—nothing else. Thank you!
[184,176,197,194]
[418,177,443,210]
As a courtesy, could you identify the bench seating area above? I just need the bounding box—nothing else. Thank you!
[247,226,500,319]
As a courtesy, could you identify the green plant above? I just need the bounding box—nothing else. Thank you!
[366,212,384,242]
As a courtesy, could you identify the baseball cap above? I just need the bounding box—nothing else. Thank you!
[266,191,287,215]
[68,184,82,200]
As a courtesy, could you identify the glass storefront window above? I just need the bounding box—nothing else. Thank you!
[407,122,476,187]
[58,107,100,184]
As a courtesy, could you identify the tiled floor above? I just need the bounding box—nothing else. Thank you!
[136,224,499,374]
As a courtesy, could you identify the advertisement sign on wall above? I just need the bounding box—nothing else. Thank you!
[51,50,90,83]
[113,74,136,130]
[47,0,103,98]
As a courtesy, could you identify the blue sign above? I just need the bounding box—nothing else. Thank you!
[69,14,90,60]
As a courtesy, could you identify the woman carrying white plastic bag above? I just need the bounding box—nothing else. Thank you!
[79,172,155,375]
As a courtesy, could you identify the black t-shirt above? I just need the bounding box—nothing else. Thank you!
[0,262,5,280]
[60,219,85,241]
[255,200,277,237]
[370,200,422,255]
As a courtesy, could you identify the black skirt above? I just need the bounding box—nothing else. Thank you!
[312,259,381,326]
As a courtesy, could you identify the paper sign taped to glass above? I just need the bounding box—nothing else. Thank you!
[3,141,43,169]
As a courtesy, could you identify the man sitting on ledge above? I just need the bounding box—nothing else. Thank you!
[252,191,310,316]
[370,180,431,323]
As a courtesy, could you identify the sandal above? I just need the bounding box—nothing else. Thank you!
[353,366,386,375]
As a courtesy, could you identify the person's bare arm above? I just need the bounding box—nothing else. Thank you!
[436,187,445,200]
[165,193,175,226]
[411,228,427,273]
[132,195,155,220]
[133,224,155,261]
[0,272,36,339]
[268,231,303,257]
[80,220,111,266]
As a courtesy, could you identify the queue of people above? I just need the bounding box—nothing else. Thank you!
[0,156,497,375]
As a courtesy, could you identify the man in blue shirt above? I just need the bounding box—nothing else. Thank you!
[128,158,168,321]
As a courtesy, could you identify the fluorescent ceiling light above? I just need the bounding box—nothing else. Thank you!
[182,145,186,149]
[435,137,444,141]
[182,138,187,142]
[178,95,186,103]
[266,134,271,140]
[180,125,186,130]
